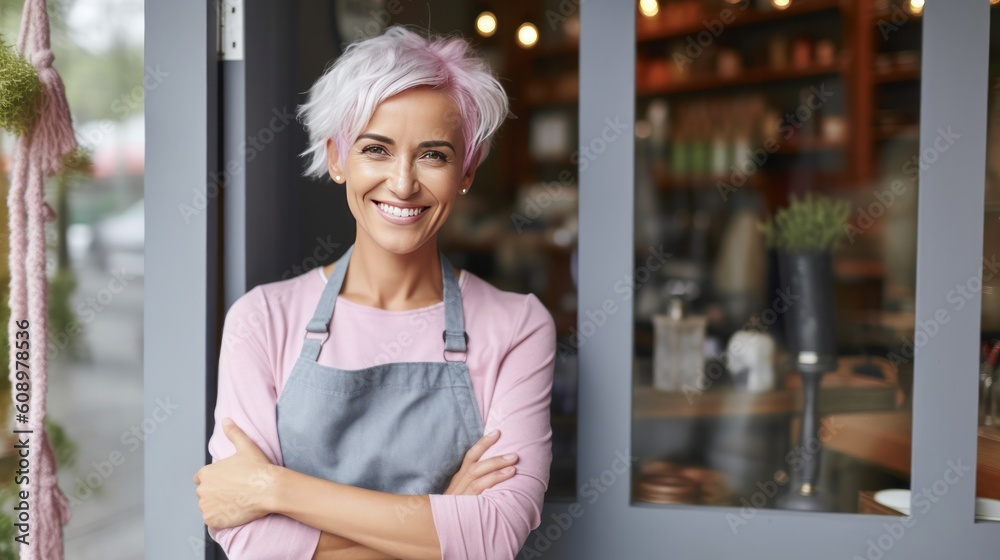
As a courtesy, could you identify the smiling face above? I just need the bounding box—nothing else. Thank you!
[326,87,476,255]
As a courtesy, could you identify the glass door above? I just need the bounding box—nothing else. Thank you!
[528,0,1000,558]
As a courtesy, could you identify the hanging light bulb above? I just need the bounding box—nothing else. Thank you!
[476,11,497,37]
[772,0,792,10]
[639,0,659,17]
[908,0,924,15]
[517,22,538,48]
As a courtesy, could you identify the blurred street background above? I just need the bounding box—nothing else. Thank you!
[1,0,145,557]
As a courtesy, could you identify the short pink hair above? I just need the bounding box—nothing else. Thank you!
[298,26,511,179]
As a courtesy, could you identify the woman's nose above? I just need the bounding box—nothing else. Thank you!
[387,159,419,198]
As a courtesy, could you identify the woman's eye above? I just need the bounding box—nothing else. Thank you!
[422,151,447,161]
[362,145,388,156]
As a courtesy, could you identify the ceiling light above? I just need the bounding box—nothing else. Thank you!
[517,22,538,48]
[476,12,497,37]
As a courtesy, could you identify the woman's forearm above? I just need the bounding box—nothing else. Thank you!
[313,544,396,560]
[312,531,400,560]
[272,467,441,560]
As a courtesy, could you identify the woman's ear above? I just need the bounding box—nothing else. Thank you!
[326,138,344,183]
[459,149,479,195]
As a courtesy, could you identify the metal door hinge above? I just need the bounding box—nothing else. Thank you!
[218,0,244,61]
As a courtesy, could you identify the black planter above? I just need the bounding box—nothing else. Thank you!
[775,250,838,512]
[777,251,838,374]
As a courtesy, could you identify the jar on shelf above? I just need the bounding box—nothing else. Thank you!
[652,297,707,392]
[792,34,813,69]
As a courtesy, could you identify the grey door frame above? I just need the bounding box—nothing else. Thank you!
[145,1,219,558]
[146,1,999,558]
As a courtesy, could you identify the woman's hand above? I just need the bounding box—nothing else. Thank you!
[443,429,519,495]
[193,417,281,529]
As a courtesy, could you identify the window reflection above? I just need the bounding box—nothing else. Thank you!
[632,0,918,514]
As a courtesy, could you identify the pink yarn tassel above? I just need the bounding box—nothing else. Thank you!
[35,430,71,541]
[16,0,76,175]
[30,49,77,176]
[8,0,78,558]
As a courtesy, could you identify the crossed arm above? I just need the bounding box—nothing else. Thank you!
[194,419,519,560]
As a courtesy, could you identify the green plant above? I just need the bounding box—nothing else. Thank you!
[46,418,78,470]
[0,486,17,560]
[0,35,41,135]
[758,193,851,253]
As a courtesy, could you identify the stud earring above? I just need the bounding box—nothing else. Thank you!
[460,188,468,195]
[334,175,342,182]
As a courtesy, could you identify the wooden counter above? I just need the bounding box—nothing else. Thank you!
[858,490,906,516]
[825,412,1000,501]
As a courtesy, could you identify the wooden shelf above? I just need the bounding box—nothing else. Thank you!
[875,124,919,142]
[842,310,916,334]
[529,0,843,59]
[980,426,1000,501]
[528,63,845,104]
[834,258,885,280]
[874,67,920,84]
[634,361,900,419]
[652,170,854,192]
[638,63,844,96]
[871,7,922,22]
[656,175,762,191]
[773,139,847,154]
[637,0,842,43]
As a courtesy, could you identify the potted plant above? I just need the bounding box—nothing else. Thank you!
[759,193,850,512]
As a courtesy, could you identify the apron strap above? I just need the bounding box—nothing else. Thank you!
[298,244,353,362]
[305,244,354,335]
[439,247,468,362]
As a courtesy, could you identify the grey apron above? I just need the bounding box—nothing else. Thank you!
[276,243,485,494]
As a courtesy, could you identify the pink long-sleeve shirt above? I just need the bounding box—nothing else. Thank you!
[207,263,556,560]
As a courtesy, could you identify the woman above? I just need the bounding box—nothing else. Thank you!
[192,26,556,560]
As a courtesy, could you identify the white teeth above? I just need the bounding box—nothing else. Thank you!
[377,202,425,218]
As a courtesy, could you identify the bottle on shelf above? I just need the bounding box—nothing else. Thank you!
[653,297,708,392]
[690,106,711,183]
[671,111,691,184]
